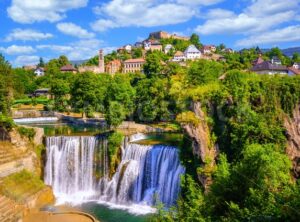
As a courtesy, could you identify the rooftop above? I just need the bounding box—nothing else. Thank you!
[124,58,145,63]
[184,45,201,54]
[251,61,287,71]
[60,64,77,71]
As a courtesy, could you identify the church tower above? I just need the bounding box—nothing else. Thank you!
[98,49,105,73]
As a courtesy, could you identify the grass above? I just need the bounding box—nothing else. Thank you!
[150,122,182,132]
[0,170,45,203]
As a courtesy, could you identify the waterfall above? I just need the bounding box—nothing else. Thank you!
[14,117,58,123]
[44,134,185,210]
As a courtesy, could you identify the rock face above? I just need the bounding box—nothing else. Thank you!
[284,105,300,178]
[181,102,218,189]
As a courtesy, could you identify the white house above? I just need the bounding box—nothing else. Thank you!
[292,62,300,69]
[164,44,174,54]
[124,44,132,52]
[172,51,186,62]
[184,45,201,60]
[34,67,45,76]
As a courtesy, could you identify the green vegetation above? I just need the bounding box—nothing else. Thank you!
[17,126,36,140]
[108,131,124,176]
[0,170,45,203]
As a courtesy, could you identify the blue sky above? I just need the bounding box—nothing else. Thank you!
[0,0,300,67]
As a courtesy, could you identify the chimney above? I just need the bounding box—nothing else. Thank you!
[99,49,105,73]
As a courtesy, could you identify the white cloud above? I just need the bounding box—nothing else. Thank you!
[195,0,298,35]
[236,25,300,47]
[91,19,119,32]
[56,22,95,39]
[91,0,196,32]
[36,39,105,60]
[7,0,88,23]
[36,45,73,53]
[205,8,235,19]
[0,45,35,55]
[14,55,39,66]
[5,29,53,41]
[176,0,224,6]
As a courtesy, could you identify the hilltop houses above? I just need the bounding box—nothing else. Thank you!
[60,64,77,73]
[172,51,186,62]
[123,58,145,73]
[164,44,174,54]
[184,45,202,60]
[106,59,122,74]
[148,31,189,41]
[34,67,45,76]
[78,50,105,74]
[202,45,216,54]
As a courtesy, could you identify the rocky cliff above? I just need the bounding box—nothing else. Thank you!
[181,102,218,189]
[284,105,300,178]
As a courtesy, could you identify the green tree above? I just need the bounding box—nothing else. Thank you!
[190,33,201,48]
[105,101,126,127]
[51,78,70,111]
[38,57,45,67]
[0,54,13,115]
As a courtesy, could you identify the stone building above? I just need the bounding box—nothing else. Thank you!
[123,58,145,73]
[106,59,122,74]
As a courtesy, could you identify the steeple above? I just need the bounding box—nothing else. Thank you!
[99,49,105,73]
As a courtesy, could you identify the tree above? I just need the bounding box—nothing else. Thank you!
[132,48,143,59]
[190,33,201,48]
[38,57,45,67]
[187,60,223,86]
[0,54,13,115]
[105,101,126,128]
[51,78,70,111]
[292,52,300,63]
[57,55,69,67]
[70,72,107,117]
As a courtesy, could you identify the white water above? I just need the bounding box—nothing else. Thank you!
[14,117,58,123]
[129,133,147,142]
[44,135,185,214]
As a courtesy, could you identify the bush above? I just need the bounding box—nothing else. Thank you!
[17,126,36,140]
[0,114,15,131]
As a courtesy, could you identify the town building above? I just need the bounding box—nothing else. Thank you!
[251,60,288,75]
[292,62,300,69]
[123,58,145,73]
[60,64,77,73]
[23,65,37,71]
[143,40,162,51]
[252,54,264,66]
[164,44,174,54]
[34,67,45,77]
[184,45,202,60]
[148,31,189,41]
[172,51,186,62]
[134,42,143,48]
[78,49,105,74]
[33,88,51,99]
[105,59,122,74]
[202,45,216,54]
[271,56,282,65]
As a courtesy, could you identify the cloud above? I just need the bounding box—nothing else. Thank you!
[36,39,105,60]
[36,45,73,53]
[56,22,95,39]
[7,0,88,23]
[14,55,39,66]
[195,0,298,35]
[0,45,35,55]
[236,25,300,47]
[5,29,53,41]
[91,0,196,32]
[176,0,224,6]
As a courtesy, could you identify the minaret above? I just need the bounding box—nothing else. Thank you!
[99,49,105,73]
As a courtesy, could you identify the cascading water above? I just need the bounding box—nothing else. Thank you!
[44,134,185,212]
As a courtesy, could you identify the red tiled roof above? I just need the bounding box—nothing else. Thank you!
[124,58,145,63]
[288,67,300,75]
[60,64,77,71]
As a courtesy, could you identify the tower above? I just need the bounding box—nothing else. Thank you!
[98,49,105,73]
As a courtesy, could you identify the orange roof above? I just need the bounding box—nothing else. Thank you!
[107,59,122,65]
[124,58,145,63]
[288,67,300,75]
[174,51,184,56]
[60,64,76,71]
